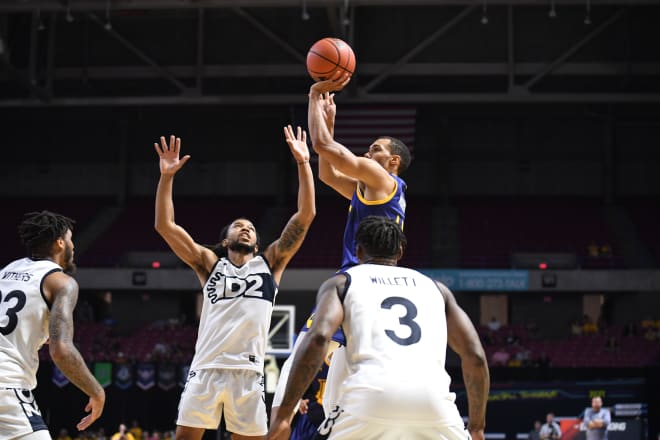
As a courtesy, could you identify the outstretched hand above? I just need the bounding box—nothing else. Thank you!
[283,125,310,163]
[76,392,105,431]
[309,71,351,98]
[154,135,191,176]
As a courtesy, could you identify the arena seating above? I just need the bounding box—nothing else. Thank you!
[624,197,660,265]
[457,197,619,268]
[9,196,654,271]
[0,197,111,264]
[480,323,660,368]
[82,196,271,267]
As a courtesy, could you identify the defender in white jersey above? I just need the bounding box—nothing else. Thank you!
[153,127,315,440]
[1,211,105,440]
[268,217,489,440]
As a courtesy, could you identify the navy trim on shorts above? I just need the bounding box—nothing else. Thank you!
[12,389,48,433]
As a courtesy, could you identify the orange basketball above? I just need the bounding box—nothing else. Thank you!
[306,37,356,82]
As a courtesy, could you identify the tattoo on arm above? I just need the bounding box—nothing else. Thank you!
[48,285,77,342]
[49,281,104,398]
[277,219,306,254]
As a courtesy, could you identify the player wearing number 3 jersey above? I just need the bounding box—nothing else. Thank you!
[154,127,315,440]
[0,211,105,440]
[268,217,489,440]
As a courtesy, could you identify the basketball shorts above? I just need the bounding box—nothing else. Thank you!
[176,369,267,436]
[314,404,471,440]
[0,388,50,440]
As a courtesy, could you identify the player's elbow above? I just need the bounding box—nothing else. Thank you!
[462,343,488,370]
[49,340,73,364]
[154,219,173,236]
[154,216,166,232]
[311,138,333,155]
[308,329,331,348]
[299,209,316,226]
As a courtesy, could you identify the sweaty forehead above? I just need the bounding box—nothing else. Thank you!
[232,219,254,228]
[371,139,391,150]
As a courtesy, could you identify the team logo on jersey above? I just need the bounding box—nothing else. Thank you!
[205,273,276,304]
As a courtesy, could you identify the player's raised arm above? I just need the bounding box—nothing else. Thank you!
[46,272,105,431]
[153,135,216,280]
[263,126,316,282]
[308,74,395,196]
[437,281,489,440]
[316,92,359,200]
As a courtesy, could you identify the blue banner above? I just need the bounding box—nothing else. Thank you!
[421,269,529,291]
[52,365,69,388]
[136,362,156,391]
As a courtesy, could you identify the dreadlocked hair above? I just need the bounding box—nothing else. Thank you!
[355,216,406,259]
[18,211,75,258]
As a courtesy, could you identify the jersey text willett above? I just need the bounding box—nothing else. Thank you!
[369,276,417,287]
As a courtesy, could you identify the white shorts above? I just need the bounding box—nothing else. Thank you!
[176,369,267,436]
[317,404,471,440]
[0,389,50,440]
[322,346,348,415]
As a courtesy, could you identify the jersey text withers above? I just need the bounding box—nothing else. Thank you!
[0,258,62,389]
[1,271,33,282]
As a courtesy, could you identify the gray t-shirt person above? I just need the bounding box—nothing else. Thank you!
[583,407,611,440]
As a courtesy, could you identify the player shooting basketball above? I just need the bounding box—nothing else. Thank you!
[270,71,413,438]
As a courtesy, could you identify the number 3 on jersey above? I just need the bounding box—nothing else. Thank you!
[380,296,421,346]
[0,289,27,335]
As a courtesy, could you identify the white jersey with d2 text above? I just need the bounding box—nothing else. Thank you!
[0,258,62,390]
[339,263,455,424]
[192,255,278,373]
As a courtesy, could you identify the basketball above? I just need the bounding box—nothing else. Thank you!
[306,37,356,82]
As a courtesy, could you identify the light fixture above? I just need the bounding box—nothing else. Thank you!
[548,0,557,18]
[37,9,45,31]
[481,0,489,24]
[301,0,310,21]
[584,0,592,24]
[342,0,351,27]
[65,1,74,23]
[104,0,112,30]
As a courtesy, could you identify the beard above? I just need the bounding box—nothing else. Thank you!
[63,244,77,274]
[227,239,256,255]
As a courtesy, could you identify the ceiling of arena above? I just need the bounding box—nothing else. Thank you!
[0,0,659,106]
